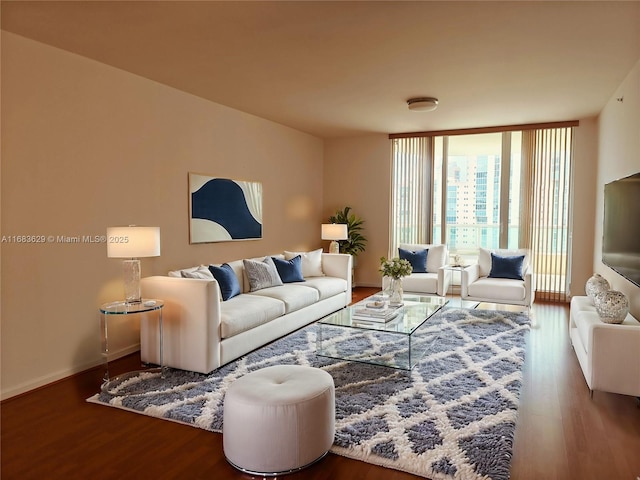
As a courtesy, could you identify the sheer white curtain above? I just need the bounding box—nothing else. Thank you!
[389,137,432,257]
[521,127,574,302]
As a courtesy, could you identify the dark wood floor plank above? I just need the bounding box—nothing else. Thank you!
[2,288,639,480]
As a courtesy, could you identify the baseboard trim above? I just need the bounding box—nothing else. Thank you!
[1,343,140,401]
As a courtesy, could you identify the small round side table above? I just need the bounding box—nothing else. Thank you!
[99,299,164,394]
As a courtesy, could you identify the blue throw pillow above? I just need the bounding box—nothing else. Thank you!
[488,253,525,280]
[398,248,428,273]
[271,255,304,283]
[208,263,241,301]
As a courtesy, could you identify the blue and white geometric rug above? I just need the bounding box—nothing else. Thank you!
[88,308,530,480]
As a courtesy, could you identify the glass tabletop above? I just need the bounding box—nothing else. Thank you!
[100,299,164,314]
[319,292,447,335]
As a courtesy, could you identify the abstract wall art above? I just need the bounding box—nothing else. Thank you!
[189,173,263,243]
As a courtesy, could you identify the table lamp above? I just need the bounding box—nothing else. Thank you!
[107,225,160,304]
[321,224,348,254]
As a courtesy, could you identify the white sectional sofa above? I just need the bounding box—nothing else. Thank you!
[140,252,352,374]
[569,295,640,397]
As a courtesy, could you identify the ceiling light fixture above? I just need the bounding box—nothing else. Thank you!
[407,97,439,112]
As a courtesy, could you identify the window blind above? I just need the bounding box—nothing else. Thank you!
[522,127,574,302]
[390,137,432,257]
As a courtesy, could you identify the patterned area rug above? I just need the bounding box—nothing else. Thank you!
[88,308,530,480]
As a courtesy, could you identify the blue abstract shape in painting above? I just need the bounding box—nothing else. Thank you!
[191,178,262,239]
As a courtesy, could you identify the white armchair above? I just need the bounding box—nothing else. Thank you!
[461,248,535,308]
[392,243,451,297]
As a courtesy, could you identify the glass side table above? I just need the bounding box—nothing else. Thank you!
[443,265,480,309]
[442,265,465,306]
[99,299,164,394]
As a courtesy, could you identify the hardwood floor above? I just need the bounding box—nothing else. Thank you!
[2,288,639,480]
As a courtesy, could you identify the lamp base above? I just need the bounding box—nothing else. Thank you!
[329,240,340,254]
[123,259,142,304]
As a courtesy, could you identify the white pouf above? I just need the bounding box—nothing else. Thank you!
[223,365,335,476]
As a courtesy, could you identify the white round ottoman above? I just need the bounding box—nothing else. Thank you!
[223,365,335,476]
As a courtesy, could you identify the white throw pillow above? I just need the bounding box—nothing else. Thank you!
[284,248,324,277]
[168,265,213,279]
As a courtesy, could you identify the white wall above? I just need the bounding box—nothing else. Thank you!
[1,32,324,399]
[595,58,640,318]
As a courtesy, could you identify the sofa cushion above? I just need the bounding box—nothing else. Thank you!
[271,255,304,283]
[243,257,283,292]
[575,313,596,354]
[402,272,439,295]
[399,243,446,273]
[208,263,242,301]
[489,253,525,280]
[467,277,526,301]
[249,284,319,314]
[284,249,324,277]
[301,276,348,300]
[220,294,286,339]
[399,247,428,273]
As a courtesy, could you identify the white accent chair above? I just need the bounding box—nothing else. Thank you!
[392,243,451,297]
[461,247,535,309]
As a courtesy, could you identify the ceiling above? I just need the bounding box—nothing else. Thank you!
[2,1,640,138]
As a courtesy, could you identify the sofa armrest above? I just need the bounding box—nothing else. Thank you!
[461,264,480,298]
[584,314,640,396]
[523,266,535,307]
[570,296,595,329]
[437,266,452,297]
[322,253,352,288]
[141,276,222,374]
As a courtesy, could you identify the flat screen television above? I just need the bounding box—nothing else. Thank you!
[602,171,640,287]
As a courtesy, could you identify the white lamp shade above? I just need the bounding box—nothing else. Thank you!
[107,226,161,258]
[321,224,348,241]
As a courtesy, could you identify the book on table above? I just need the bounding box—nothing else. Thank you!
[352,304,402,323]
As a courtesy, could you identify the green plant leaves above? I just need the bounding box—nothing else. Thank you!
[328,206,367,257]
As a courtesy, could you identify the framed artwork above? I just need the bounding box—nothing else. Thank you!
[189,173,263,243]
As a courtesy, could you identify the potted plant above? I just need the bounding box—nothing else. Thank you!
[328,206,367,258]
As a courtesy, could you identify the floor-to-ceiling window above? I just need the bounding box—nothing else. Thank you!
[390,122,577,301]
[433,132,521,262]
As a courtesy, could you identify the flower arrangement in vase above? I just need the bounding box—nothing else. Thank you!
[379,257,412,305]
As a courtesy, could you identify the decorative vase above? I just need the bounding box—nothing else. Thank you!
[585,273,610,302]
[389,277,404,305]
[594,290,629,324]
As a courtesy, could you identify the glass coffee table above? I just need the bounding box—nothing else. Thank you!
[317,293,448,370]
